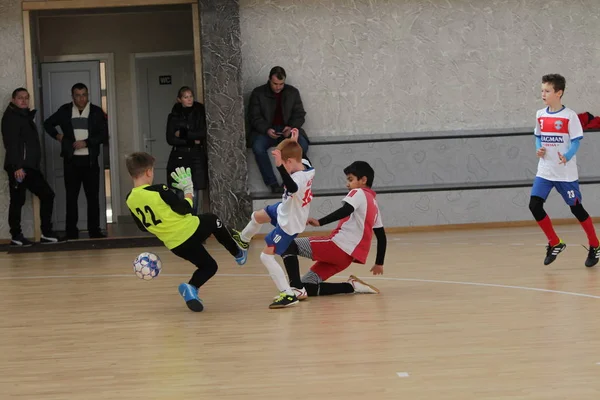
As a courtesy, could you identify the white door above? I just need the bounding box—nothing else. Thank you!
[40,61,107,232]
[135,54,195,184]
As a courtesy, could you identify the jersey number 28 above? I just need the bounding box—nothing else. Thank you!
[136,206,162,228]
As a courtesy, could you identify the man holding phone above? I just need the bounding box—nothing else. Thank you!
[248,66,309,193]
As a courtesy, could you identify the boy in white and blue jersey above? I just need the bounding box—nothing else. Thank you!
[234,129,315,308]
[530,74,599,267]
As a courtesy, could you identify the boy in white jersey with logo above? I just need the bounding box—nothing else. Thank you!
[281,161,386,296]
[530,74,599,267]
[234,129,315,308]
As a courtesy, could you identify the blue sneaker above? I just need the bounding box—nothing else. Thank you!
[231,229,250,250]
[235,248,248,266]
[178,283,204,312]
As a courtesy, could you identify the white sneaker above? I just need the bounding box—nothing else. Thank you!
[292,287,308,301]
[348,275,380,294]
[273,287,308,301]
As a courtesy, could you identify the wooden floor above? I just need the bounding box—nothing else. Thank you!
[1,225,600,399]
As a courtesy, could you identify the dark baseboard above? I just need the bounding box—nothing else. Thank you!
[3,236,163,254]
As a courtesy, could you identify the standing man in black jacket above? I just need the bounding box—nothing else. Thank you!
[43,83,108,239]
[248,66,309,193]
[1,88,62,246]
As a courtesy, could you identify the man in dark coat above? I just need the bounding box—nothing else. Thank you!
[43,83,108,239]
[1,88,62,246]
[248,66,309,193]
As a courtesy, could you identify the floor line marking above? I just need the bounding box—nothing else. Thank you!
[1,273,599,300]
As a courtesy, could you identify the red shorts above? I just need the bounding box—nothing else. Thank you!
[308,237,354,281]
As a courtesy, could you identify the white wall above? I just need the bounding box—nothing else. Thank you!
[240,0,600,137]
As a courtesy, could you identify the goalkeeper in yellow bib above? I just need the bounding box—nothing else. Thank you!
[125,152,248,312]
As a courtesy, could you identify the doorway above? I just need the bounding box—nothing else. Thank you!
[133,52,195,187]
[24,2,203,239]
[39,60,108,233]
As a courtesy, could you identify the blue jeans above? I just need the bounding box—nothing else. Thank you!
[252,132,309,187]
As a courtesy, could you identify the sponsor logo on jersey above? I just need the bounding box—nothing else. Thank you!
[541,135,564,143]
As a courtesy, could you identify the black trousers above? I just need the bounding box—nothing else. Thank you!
[170,213,240,289]
[7,168,55,238]
[64,156,101,235]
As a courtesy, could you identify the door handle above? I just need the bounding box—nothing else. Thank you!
[144,137,156,142]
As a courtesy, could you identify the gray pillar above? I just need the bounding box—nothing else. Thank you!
[198,0,252,229]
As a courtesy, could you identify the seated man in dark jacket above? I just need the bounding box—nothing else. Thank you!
[1,88,62,246]
[248,66,309,193]
[43,82,108,239]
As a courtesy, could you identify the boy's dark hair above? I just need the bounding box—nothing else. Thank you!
[269,66,286,81]
[542,74,566,97]
[126,152,155,178]
[12,87,28,98]
[344,161,375,187]
[71,82,88,94]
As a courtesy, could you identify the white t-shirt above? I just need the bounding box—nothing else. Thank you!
[329,188,383,264]
[277,160,315,235]
[534,106,583,182]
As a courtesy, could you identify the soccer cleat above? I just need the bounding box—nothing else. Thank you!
[348,275,380,294]
[231,229,250,250]
[273,287,308,301]
[544,241,566,265]
[231,229,249,266]
[178,283,204,312]
[234,248,248,266]
[40,231,66,244]
[584,245,600,268]
[10,234,33,247]
[269,292,299,309]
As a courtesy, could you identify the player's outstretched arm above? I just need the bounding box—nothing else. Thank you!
[371,227,387,275]
[312,202,355,227]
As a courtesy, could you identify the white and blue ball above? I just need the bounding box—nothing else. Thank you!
[133,252,162,280]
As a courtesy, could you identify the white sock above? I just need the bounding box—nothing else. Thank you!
[260,252,293,295]
[241,212,262,242]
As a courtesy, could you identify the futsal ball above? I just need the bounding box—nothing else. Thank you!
[133,252,162,280]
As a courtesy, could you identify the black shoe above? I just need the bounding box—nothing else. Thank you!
[66,231,79,240]
[270,184,284,194]
[10,234,33,247]
[269,292,299,309]
[40,231,66,244]
[89,231,107,239]
[584,245,600,267]
[544,241,566,265]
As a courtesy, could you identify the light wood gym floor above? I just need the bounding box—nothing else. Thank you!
[1,224,600,400]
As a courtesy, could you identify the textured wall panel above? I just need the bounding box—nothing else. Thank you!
[199,0,252,229]
[240,0,600,137]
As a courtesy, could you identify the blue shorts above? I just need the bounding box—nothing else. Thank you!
[531,177,582,206]
[264,203,281,227]
[264,202,297,255]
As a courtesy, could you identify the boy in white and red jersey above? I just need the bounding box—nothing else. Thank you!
[281,161,387,296]
[530,74,599,267]
[233,129,316,308]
